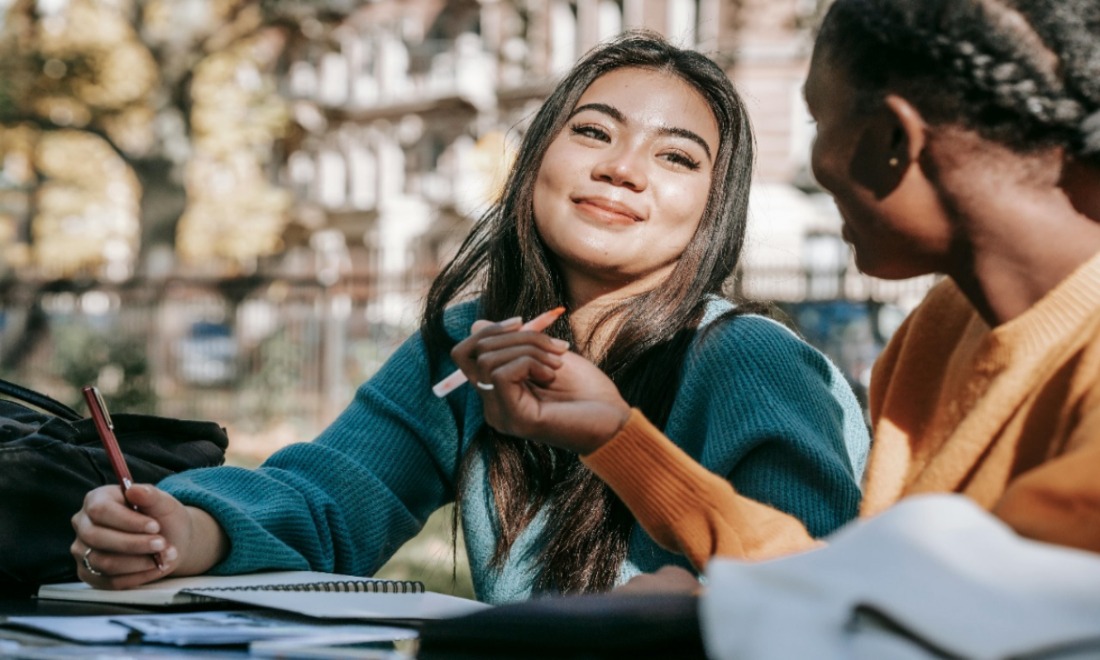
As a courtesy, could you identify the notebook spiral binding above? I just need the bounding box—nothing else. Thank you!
[191,578,424,595]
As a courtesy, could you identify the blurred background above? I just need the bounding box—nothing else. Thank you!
[0,0,936,597]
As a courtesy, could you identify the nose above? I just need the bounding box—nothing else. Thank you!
[592,145,647,191]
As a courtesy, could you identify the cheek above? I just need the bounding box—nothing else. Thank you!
[532,167,569,255]
[532,163,558,223]
[810,143,839,195]
[533,146,570,208]
[663,177,711,232]
[536,137,572,187]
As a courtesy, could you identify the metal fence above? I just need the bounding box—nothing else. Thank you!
[0,266,937,452]
[0,274,426,443]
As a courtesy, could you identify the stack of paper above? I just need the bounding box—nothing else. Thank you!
[4,611,416,647]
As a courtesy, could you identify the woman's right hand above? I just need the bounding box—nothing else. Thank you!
[70,483,227,589]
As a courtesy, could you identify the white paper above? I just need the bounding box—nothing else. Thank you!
[4,615,133,643]
[37,571,420,607]
[198,590,489,621]
[4,611,413,648]
[701,494,1100,659]
[112,610,399,646]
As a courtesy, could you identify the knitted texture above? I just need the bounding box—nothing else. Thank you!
[159,299,869,603]
[587,251,1100,563]
[863,252,1100,554]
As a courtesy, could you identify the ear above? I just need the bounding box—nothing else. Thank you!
[883,94,928,164]
[846,94,927,200]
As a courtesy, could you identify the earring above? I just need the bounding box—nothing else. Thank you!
[888,157,899,167]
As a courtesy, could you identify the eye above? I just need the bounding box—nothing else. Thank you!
[661,149,701,171]
[569,123,610,142]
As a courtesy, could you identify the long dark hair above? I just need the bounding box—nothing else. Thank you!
[421,31,756,595]
[816,0,1100,163]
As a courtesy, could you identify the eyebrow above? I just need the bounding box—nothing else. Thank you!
[568,102,714,162]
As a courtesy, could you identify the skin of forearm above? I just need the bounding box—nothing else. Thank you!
[175,506,229,576]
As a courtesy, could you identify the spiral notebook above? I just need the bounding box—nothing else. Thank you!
[36,571,425,608]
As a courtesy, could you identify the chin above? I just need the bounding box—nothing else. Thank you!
[854,255,931,281]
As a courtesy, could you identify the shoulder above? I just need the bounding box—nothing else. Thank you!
[697,297,804,348]
[692,307,819,369]
[670,305,869,481]
[684,306,860,413]
[678,307,856,413]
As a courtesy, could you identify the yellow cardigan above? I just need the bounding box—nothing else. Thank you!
[584,252,1100,570]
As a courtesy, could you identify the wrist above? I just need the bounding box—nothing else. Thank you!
[177,506,228,576]
[577,403,632,456]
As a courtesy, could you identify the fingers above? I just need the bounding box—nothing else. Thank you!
[75,485,163,536]
[74,542,167,590]
[71,484,179,587]
[451,317,568,385]
[613,566,702,596]
[72,512,167,558]
[469,319,506,334]
[122,483,182,520]
[476,343,565,384]
[451,317,521,374]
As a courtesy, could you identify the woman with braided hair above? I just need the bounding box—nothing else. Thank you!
[453,0,1100,582]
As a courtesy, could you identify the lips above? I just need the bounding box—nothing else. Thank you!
[572,196,645,224]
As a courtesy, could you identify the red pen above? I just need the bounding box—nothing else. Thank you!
[82,386,165,571]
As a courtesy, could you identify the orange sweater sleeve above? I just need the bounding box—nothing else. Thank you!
[581,409,823,571]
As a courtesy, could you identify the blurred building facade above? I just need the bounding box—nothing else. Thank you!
[0,0,936,430]
[276,0,935,331]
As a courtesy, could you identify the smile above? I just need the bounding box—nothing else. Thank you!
[571,196,645,225]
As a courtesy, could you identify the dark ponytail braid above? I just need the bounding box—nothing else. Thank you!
[1009,0,1100,161]
[817,0,1100,159]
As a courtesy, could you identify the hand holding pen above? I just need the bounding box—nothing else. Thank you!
[81,386,165,572]
[446,306,631,453]
[432,306,567,397]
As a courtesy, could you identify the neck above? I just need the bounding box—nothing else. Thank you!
[562,263,678,355]
[1063,157,1100,222]
[566,293,626,359]
[948,189,1100,327]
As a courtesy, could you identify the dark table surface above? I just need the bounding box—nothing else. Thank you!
[0,595,255,658]
[1,591,705,659]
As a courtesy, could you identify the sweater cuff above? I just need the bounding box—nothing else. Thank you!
[583,408,676,481]
[581,408,724,529]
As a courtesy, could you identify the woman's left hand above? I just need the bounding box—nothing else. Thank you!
[451,319,631,454]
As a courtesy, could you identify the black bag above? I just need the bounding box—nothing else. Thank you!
[0,379,228,596]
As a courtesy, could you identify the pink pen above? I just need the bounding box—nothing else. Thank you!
[432,306,566,397]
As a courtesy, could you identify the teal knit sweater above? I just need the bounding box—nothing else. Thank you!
[159,299,869,603]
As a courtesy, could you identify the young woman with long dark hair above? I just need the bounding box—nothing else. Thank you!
[70,32,870,601]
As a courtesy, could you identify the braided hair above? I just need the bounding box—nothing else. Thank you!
[816,0,1100,163]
